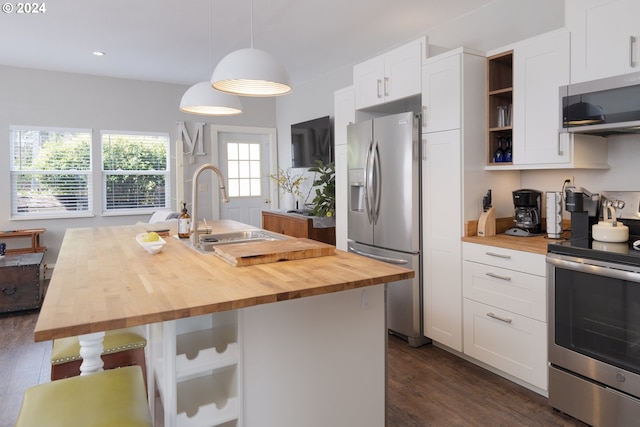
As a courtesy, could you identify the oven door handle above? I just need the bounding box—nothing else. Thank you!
[547,256,640,283]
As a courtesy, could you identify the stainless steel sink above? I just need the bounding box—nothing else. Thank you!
[197,229,287,251]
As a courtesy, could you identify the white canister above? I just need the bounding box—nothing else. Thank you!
[546,191,563,238]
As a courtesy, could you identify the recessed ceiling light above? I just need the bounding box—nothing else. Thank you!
[92,51,105,57]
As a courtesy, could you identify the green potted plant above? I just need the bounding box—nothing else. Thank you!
[308,160,335,218]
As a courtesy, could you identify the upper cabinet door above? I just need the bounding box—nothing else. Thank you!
[353,56,385,110]
[513,30,570,165]
[567,0,640,83]
[383,39,423,104]
[422,53,461,133]
[353,38,425,110]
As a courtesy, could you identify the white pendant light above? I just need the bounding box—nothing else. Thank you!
[179,1,243,115]
[180,81,243,115]
[211,0,291,97]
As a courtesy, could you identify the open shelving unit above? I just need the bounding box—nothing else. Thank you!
[486,50,513,166]
[150,311,241,427]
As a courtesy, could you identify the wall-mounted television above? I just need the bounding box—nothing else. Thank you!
[291,115,333,168]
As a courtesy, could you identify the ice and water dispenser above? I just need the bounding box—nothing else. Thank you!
[349,168,366,213]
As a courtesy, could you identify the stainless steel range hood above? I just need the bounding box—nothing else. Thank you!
[560,71,640,136]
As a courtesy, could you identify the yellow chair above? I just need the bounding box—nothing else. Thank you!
[14,365,152,427]
[50,328,147,384]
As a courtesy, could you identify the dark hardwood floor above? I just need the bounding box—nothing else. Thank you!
[0,310,51,427]
[387,335,588,427]
[0,310,588,427]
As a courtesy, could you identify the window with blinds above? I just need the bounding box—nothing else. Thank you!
[10,127,92,218]
[101,132,170,213]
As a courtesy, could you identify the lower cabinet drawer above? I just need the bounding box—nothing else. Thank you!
[463,298,547,391]
[463,260,546,322]
[463,242,545,276]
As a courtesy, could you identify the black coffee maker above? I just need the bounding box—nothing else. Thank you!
[506,189,542,236]
[564,186,600,239]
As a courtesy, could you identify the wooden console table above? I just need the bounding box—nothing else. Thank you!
[0,228,46,255]
[262,210,336,245]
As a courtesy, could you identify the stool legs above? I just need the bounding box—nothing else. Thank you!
[78,331,105,375]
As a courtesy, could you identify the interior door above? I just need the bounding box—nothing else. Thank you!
[211,125,277,227]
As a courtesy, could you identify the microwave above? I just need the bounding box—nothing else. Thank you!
[560,71,640,136]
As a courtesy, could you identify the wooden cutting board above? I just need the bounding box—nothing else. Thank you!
[212,238,336,266]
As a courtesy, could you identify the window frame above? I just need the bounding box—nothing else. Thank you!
[225,140,263,199]
[9,125,94,220]
[100,130,171,215]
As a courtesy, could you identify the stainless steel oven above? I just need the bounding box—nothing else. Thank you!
[547,192,640,427]
[548,254,640,426]
[547,191,640,427]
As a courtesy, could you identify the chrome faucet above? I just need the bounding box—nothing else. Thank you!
[190,163,229,247]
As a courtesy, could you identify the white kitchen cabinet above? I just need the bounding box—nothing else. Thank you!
[463,298,547,391]
[462,242,548,393]
[421,48,486,352]
[354,37,425,110]
[423,129,462,350]
[513,30,570,165]
[333,86,355,251]
[422,53,461,133]
[486,30,609,170]
[334,144,348,251]
[566,0,640,83]
[333,86,355,147]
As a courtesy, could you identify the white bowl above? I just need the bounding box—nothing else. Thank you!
[136,233,166,254]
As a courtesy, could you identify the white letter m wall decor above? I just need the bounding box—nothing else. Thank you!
[177,122,205,156]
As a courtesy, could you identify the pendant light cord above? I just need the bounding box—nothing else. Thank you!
[250,0,254,49]
[209,0,213,74]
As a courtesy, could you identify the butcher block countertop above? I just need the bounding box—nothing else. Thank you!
[35,221,413,342]
[462,217,570,255]
[461,234,560,255]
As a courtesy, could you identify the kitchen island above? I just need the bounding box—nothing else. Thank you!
[35,221,414,427]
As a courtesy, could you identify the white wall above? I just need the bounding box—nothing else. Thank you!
[0,65,275,264]
[274,65,352,206]
[427,0,564,52]
[521,135,640,220]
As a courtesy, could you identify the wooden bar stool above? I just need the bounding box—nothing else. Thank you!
[50,327,147,384]
[15,365,152,427]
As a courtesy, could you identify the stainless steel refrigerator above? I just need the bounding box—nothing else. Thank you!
[347,112,428,347]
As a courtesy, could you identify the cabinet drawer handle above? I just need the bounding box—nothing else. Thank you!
[485,251,511,259]
[486,312,512,324]
[384,77,389,97]
[376,79,382,98]
[630,35,637,68]
[2,287,17,296]
[485,272,511,281]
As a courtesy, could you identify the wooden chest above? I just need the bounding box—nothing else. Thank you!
[0,253,44,313]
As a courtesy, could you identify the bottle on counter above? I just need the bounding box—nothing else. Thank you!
[178,202,191,238]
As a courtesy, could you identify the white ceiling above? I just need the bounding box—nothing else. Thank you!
[0,0,496,87]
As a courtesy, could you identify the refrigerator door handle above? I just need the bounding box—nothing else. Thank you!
[372,140,382,224]
[365,138,375,223]
[348,246,409,265]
